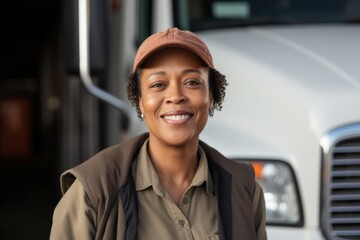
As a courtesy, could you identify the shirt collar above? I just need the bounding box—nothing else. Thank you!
[134,139,214,196]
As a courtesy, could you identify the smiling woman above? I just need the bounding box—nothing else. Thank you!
[50,28,267,240]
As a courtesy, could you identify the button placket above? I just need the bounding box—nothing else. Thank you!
[179,189,192,218]
[182,196,189,205]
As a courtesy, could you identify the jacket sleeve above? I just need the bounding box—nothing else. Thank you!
[50,179,96,240]
[252,181,267,240]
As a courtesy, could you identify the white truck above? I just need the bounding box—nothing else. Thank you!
[79,0,360,239]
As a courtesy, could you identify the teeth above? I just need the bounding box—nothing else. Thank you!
[164,115,190,121]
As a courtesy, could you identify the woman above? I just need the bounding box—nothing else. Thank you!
[50,28,267,240]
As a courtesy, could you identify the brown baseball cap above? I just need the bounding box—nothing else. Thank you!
[133,28,214,70]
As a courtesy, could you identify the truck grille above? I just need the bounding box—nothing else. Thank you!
[321,124,360,240]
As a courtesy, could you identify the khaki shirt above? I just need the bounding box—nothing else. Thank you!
[134,140,218,240]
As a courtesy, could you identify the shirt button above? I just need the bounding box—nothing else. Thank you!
[179,220,185,226]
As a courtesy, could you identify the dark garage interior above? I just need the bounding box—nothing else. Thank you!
[0,1,62,239]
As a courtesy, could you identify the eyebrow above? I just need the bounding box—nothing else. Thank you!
[146,71,166,80]
[146,69,202,80]
[182,69,202,75]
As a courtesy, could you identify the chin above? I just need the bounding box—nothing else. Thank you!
[159,131,199,147]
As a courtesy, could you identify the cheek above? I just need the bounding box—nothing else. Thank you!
[141,93,163,113]
[192,92,212,111]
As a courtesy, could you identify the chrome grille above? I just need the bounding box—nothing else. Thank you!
[321,124,360,240]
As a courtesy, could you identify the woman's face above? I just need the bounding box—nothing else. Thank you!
[139,48,213,147]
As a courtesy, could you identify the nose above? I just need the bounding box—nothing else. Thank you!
[165,82,187,104]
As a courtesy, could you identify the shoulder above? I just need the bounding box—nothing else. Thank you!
[60,133,149,206]
[199,140,255,196]
[50,179,96,239]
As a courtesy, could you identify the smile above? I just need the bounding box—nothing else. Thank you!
[163,114,191,121]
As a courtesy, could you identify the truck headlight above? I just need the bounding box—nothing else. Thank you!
[246,160,303,226]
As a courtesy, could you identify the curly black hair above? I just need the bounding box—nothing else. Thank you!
[127,68,228,119]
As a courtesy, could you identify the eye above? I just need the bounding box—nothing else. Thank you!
[185,79,201,87]
[149,82,166,89]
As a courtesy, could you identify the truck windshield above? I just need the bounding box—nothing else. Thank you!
[173,0,360,31]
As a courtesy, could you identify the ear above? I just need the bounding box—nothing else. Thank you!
[209,92,214,111]
[206,68,214,111]
[139,96,144,114]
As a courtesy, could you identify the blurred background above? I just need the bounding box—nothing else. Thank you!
[0,1,62,239]
[0,0,118,239]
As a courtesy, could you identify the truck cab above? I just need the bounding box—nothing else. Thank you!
[112,0,360,239]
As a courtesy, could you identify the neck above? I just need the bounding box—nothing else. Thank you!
[147,135,199,203]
